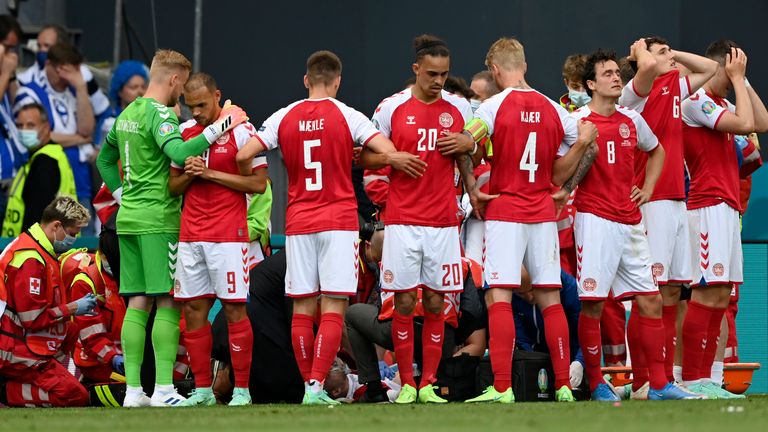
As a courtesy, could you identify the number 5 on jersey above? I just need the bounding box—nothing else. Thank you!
[304,139,322,191]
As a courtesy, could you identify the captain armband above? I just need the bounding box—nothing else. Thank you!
[463,118,490,144]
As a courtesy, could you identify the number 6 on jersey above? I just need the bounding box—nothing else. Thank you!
[304,139,322,191]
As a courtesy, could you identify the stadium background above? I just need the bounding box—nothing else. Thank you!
[4,0,767,393]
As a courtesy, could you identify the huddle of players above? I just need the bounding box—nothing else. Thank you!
[104,31,763,407]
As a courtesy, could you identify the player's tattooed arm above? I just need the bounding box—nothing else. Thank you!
[551,142,597,216]
[561,141,598,194]
[458,152,498,220]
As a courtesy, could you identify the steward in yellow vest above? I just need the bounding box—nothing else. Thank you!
[2,104,76,237]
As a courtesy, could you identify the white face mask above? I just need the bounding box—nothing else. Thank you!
[568,89,591,108]
[19,129,40,149]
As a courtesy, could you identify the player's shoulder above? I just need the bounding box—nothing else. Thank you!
[374,89,412,114]
[683,87,709,106]
[232,121,258,144]
[179,118,197,133]
[441,90,471,111]
[616,104,643,121]
[569,105,592,121]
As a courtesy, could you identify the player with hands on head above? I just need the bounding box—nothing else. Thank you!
[680,41,768,399]
[618,39,718,395]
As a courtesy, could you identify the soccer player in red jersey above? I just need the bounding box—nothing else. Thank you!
[167,73,267,407]
[372,35,473,404]
[236,51,424,405]
[618,37,718,397]
[680,40,768,399]
[563,49,700,401]
[440,38,598,403]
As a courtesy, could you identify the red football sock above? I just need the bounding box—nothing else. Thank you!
[291,313,315,382]
[681,301,712,381]
[392,310,416,388]
[228,317,253,388]
[309,312,344,384]
[542,304,571,389]
[700,306,726,381]
[661,304,678,382]
[601,295,628,365]
[627,308,648,391]
[638,315,668,390]
[578,313,605,392]
[185,323,213,388]
[488,302,514,392]
[421,310,445,386]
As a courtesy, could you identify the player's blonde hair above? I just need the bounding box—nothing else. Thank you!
[485,37,526,71]
[149,49,192,80]
[41,196,90,228]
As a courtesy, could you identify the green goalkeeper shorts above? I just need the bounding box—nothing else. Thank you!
[118,233,179,296]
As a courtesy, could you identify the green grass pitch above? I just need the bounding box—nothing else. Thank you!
[1,397,766,432]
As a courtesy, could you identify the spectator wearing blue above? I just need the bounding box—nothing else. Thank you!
[17,25,110,118]
[94,60,148,146]
[14,42,107,236]
[513,269,586,389]
[0,15,26,222]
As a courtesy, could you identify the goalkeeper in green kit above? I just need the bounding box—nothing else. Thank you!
[96,50,247,407]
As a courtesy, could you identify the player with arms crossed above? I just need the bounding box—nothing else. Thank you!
[236,50,425,405]
[619,37,717,396]
[681,41,768,399]
[561,49,699,401]
[372,35,473,404]
[96,50,248,407]
[440,37,598,403]
[168,73,268,407]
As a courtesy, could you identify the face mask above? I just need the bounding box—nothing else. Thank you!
[568,89,591,108]
[470,99,482,113]
[101,258,113,277]
[36,51,47,69]
[19,129,40,149]
[53,226,76,254]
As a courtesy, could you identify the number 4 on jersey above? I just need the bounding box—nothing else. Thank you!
[520,132,539,183]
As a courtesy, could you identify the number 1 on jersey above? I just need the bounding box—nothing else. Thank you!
[303,139,322,191]
[520,132,539,183]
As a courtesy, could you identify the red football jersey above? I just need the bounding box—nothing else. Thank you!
[571,106,659,225]
[620,70,691,201]
[682,88,740,212]
[372,89,472,227]
[255,98,380,235]
[475,88,578,223]
[175,121,267,242]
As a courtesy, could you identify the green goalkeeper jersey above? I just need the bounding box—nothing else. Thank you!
[103,97,185,234]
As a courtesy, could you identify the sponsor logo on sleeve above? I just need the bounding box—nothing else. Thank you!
[158,122,175,137]
[701,101,717,116]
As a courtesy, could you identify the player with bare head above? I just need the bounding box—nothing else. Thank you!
[680,39,768,399]
[168,72,269,407]
[97,49,248,407]
[559,49,699,401]
[236,50,424,405]
[441,37,597,403]
[372,34,473,404]
[618,37,718,397]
